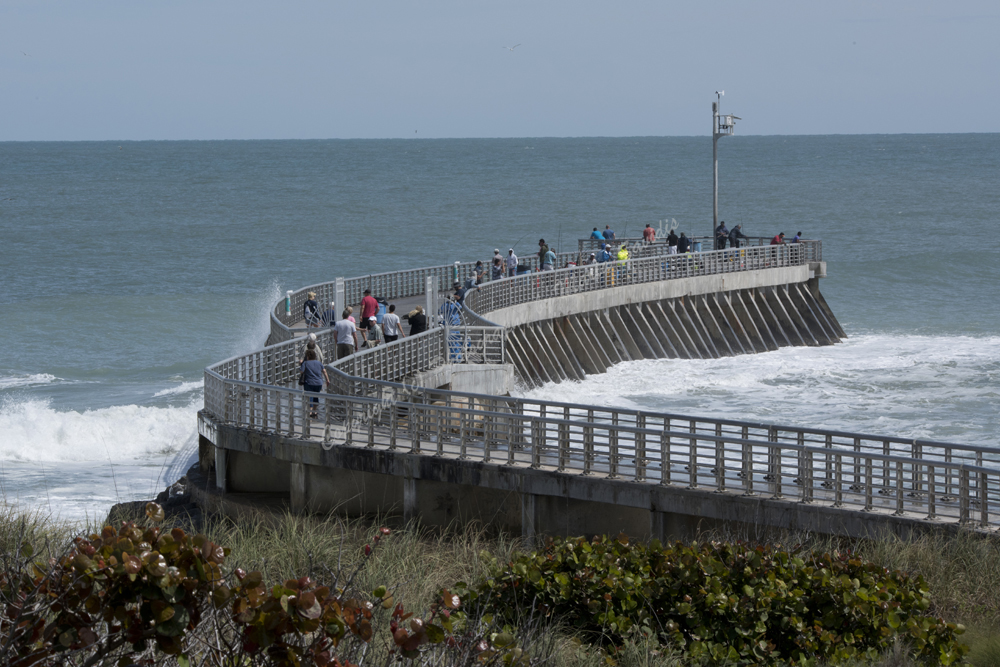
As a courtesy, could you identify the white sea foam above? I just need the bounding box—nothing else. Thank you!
[152,381,204,398]
[0,373,60,390]
[517,334,1000,447]
[0,396,199,463]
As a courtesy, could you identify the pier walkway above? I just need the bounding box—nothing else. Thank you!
[198,237,1000,541]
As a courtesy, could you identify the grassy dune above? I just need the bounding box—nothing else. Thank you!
[3,504,1000,665]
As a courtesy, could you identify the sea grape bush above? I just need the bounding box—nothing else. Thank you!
[0,503,514,667]
[457,534,967,665]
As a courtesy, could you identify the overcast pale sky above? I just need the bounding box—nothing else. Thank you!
[2,1,997,140]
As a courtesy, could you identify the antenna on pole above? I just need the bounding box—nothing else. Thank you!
[712,91,740,243]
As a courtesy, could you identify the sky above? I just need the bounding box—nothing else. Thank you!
[1,1,997,141]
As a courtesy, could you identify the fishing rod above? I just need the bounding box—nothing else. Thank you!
[509,230,530,253]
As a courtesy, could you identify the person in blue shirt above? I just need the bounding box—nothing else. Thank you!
[602,225,615,240]
[590,227,603,240]
[300,348,329,419]
[542,247,556,271]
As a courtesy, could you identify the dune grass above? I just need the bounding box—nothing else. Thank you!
[4,503,1000,665]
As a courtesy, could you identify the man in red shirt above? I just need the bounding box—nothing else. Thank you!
[770,232,785,245]
[643,224,655,243]
[359,289,379,331]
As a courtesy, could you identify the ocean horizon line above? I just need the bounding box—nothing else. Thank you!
[2,131,998,144]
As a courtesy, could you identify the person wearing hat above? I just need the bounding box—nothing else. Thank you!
[303,291,320,327]
[363,315,384,348]
[453,281,468,307]
[585,252,598,265]
[506,248,518,278]
[493,248,503,264]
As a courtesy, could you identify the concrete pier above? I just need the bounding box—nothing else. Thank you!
[197,240,1000,541]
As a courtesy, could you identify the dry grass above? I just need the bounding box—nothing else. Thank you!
[6,505,1000,665]
[198,512,523,612]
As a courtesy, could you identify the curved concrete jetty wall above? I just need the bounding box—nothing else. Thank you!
[466,245,843,386]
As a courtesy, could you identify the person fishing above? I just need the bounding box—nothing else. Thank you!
[677,232,691,253]
[715,221,729,250]
[542,246,556,271]
[506,248,518,277]
[728,224,748,248]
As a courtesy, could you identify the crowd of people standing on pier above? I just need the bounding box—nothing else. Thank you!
[300,222,805,377]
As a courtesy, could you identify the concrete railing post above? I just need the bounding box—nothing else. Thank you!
[335,277,345,321]
[425,276,435,326]
[214,447,228,493]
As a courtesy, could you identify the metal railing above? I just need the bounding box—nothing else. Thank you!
[579,235,822,260]
[270,251,592,344]
[468,243,810,314]
[270,239,822,344]
[203,373,1000,531]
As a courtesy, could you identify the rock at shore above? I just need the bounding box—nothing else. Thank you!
[105,473,205,531]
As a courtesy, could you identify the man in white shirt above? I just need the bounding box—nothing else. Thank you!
[333,311,359,360]
[506,248,518,278]
[382,304,405,343]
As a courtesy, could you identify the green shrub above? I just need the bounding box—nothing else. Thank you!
[0,504,513,667]
[457,534,968,665]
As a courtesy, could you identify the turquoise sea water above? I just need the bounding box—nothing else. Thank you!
[1,135,998,521]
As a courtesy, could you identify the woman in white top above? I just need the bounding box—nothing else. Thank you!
[382,304,404,343]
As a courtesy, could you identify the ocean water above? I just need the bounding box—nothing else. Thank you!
[1,135,998,523]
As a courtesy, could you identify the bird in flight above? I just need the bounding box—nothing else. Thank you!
[21,51,31,57]
[503,44,521,51]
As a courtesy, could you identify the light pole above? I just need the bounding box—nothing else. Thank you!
[712,91,740,243]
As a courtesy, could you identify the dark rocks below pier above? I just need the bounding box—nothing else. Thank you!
[105,465,208,531]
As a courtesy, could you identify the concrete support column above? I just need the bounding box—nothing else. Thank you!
[521,492,541,548]
[650,510,666,541]
[198,434,215,474]
[403,477,418,524]
[290,462,307,513]
[214,447,228,493]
